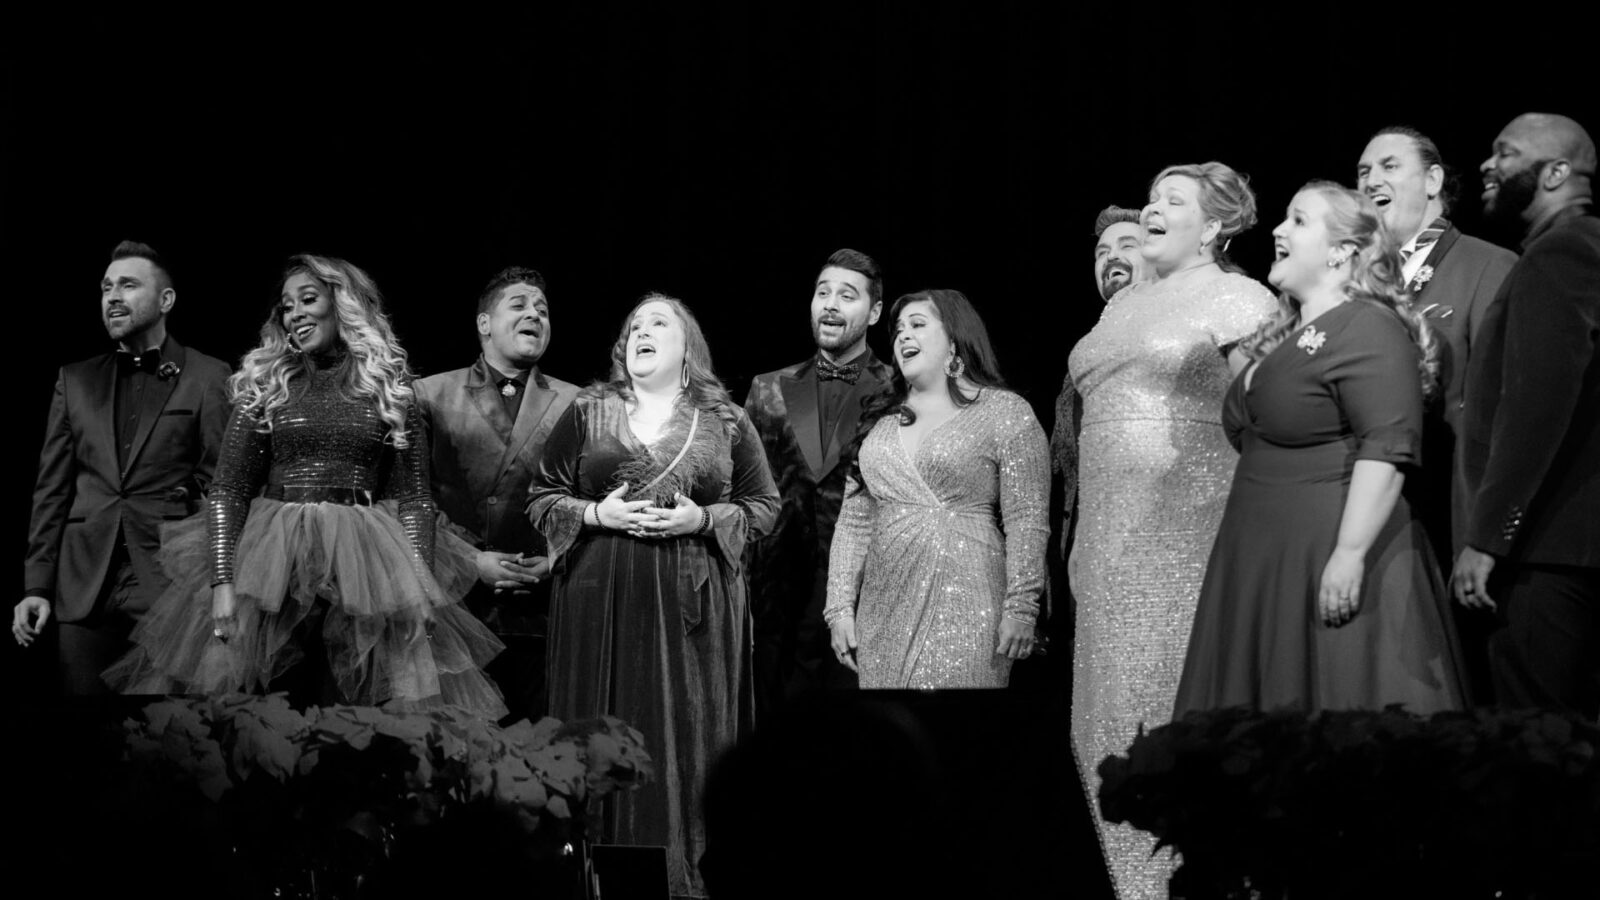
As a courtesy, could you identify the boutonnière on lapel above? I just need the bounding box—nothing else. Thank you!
[1408,265,1434,293]
[157,361,182,380]
[1296,325,1327,355]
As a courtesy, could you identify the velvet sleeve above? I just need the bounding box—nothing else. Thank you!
[527,400,592,566]
[206,405,272,586]
[1328,307,1424,466]
[706,410,780,567]
[995,392,1050,625]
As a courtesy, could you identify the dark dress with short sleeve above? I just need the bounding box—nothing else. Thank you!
[1174,300,1468,715]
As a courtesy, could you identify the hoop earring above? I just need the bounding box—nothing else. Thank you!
[681,361,690,389]
[944,353,965,379]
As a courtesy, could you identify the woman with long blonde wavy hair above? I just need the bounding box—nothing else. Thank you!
[106,254,506,716]
[1174,182,1468,717]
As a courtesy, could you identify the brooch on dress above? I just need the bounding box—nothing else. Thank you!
[1296,325,1326,355]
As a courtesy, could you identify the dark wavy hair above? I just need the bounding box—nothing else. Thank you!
[476,265,547,316]
[846,289,1007,491]
[594,291,741,438]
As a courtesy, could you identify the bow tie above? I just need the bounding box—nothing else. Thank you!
[118,349,162,374]
[815,357,861,384]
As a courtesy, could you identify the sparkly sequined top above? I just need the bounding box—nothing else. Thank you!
[206,350,434,585]
[824,388,1049,688]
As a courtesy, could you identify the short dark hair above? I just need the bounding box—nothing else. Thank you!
[110,240,173,290]
[1369,125,1459,216]
[476,266,547,316]
[819,248,883,308]
[1093,206,1142,238]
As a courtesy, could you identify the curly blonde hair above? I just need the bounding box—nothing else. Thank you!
[1239,181,1439,399]
[230,254,417,446]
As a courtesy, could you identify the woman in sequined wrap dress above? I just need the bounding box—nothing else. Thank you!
[825,289,1049,689]
[105,255,506,716]
[528,294,778,900]
[1068,163,1276,899]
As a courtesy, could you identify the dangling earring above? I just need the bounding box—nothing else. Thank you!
[944,353,965,379]
[1327,246,1354,269]
[680,360,690,389]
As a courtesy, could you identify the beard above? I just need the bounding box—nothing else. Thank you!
[812,316,868,354]
[1098,260,1134,300]
[1484,162,1543,225]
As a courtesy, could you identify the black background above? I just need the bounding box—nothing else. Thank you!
[4,3,1596,691]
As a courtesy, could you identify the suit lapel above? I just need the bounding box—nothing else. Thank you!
[819,354,889,478]
[467,358,514,445]
[86,353,120,481]
[1413,226,1464,303]
[121,341,185,483]
[779,363,825,477]
[495,373,557,485]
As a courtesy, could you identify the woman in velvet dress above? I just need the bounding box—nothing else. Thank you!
[823,289,1049,688]
[528,293,778,900]
[1174,183,1468,715]
[106,254,506,716]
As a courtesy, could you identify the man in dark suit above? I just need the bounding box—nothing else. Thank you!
[744,248,893,719]
[12,241,231,695]
[1357,126,1518,703]
[1452,113,1600,718]
[415,266,578,722]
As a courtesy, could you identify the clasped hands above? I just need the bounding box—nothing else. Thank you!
[592,481,705,539]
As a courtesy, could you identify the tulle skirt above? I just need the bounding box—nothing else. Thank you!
[104,497,508,718]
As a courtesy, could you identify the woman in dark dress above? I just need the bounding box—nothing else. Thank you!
[1174,183,1468,715]
[527,292,779,900]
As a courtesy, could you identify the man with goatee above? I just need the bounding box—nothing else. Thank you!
[13,241,230,694]
[1453,113,1600,718]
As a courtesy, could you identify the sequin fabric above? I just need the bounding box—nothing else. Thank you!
[208,352,435,584]
[1067,272,1275,899]
[825,388,1049,688]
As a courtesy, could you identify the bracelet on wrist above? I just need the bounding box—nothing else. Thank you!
[696,507,712,535]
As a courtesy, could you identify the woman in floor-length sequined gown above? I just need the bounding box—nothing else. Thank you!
[1068,163,1276,899]
[825,289,1049,689]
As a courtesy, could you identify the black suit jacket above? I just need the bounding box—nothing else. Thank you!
[1460,205,1600,566]
[415,358,579,634]
[743,354,895,623]
[23,337,232,621]
[1406,227,1517,555]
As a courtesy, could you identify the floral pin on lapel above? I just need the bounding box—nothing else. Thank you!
[157,361,182,380]
[1409,265,1434,293]
[1296,325,1326,355]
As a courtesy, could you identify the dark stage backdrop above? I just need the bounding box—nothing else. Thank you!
[3,3,1595,689]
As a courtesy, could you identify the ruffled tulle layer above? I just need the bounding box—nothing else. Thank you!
[104,498,507,718]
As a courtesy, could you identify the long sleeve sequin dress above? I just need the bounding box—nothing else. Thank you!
[527,391,779,900]
[824,388,1049,688]
[105,351,507,716]
[1067,272,1275,900]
